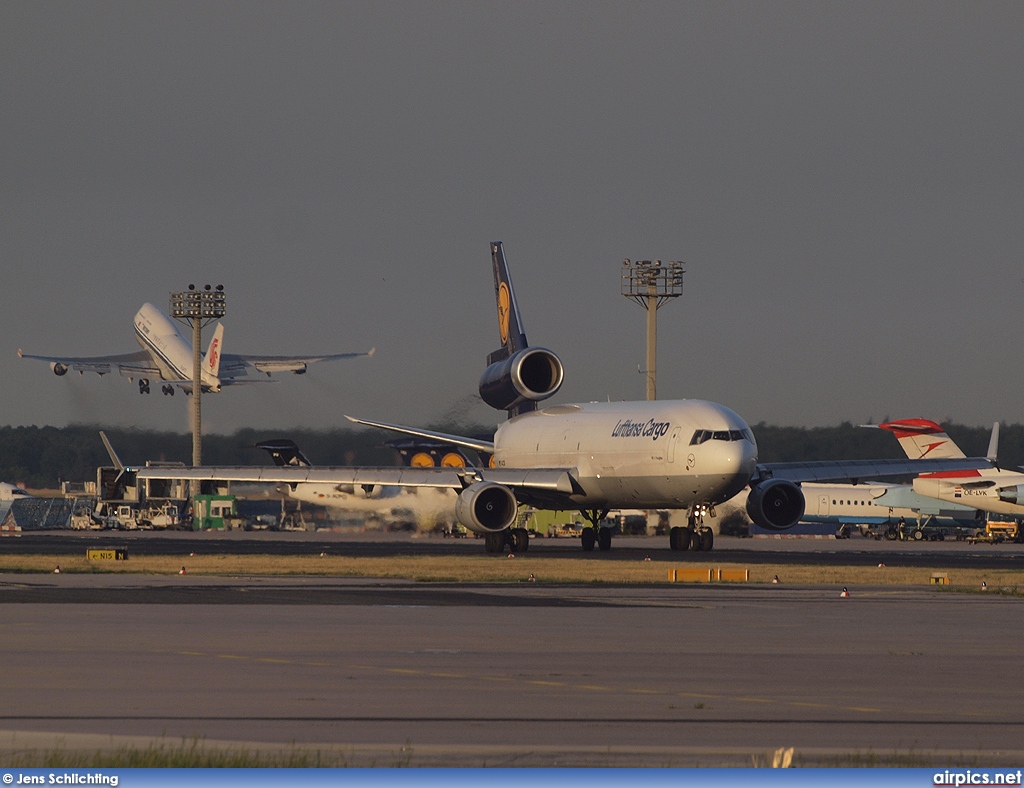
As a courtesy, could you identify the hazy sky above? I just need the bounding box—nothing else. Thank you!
[3,1,1023,435]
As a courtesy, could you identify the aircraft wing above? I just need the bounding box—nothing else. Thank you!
[755,457,994,485]
[218,349,375,378]
[17,349,158,377]
[133,464,580,494]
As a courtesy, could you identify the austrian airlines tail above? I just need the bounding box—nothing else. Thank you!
[203,323,224,380]
[876,419,965,459]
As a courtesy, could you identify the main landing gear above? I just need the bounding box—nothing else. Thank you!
[484,527,531,554]
[138,378,150,394]
[579,508,611,552]
[669,505,715,552]
[161,384,175,396]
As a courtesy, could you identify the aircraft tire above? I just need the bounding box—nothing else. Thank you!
[689,528,703,551]
[701,528,714,552]
[669,526,680,551]
[510,527,529,553]
[679,526,693,551]
[484,532,505,554]
[912,529,924,541]
[581,527,596,551]
[597,528,612,551]
[884,527,898,541]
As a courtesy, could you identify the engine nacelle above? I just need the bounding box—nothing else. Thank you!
[479,347,564,412]
[51,362,68,376]
[746,479,805,531]
[455,481,518,534]
[998,485,1022,504]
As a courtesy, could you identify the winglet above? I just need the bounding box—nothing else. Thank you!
[17,349,23,358]
[987,421,1000,462]
[489,241,529,363]
[204,323,224,379]
[99,431,124,472]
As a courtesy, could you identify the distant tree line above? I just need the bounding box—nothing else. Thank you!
[1,421,1020,491]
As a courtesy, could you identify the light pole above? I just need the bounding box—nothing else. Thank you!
[621,260,684,400]
[170,284,226,471]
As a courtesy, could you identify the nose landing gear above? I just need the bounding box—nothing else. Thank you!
[670,505,715,551]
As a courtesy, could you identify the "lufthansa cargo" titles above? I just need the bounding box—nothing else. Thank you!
[611,418,671,440]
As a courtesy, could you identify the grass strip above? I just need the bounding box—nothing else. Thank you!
[1,553,1023,589]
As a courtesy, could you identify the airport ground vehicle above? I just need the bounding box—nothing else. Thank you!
[967,520,1022,544]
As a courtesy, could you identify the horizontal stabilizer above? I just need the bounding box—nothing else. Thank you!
[345,415,495,455]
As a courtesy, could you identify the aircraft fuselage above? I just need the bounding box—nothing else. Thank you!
[133,303,220,391]
[494,399,758,510]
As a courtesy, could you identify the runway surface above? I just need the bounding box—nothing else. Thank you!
[2,571,1023,766]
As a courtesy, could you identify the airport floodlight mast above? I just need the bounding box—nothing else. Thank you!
[170,285,226,471]
[621,259,684,400]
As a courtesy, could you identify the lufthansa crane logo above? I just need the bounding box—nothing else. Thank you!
[497,282,511,345]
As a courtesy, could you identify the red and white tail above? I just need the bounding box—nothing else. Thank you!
[877,418,965,459]
[203,323,224,379]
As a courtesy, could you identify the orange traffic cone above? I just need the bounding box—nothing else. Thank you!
[53,565,61,574]
[840,587,850,598]
[179,566,187,575]
[772,575,780,584]
[528,573,536,582]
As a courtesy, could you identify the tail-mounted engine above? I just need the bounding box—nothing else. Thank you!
[455,481,519,534]
[746,478,805,531]
[478,347,564,412]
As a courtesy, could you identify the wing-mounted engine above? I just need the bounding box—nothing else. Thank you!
[51,362,69,376]
[746,478,805,531]
[455,481,519,533]
[478,347,564,413]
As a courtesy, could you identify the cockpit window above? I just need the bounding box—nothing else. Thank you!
[690,429,754,445]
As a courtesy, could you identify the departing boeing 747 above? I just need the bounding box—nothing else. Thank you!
[19,302,373,395]
[136,243,991,552]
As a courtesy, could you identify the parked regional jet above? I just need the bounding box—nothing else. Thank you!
[797,419,984,533]
[19,302,373,395]
[135,243,991,553]
[901,421,1024,520]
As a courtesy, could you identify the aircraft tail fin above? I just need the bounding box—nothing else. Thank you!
[488,241,530,364]
[877,418,966,460]
[255,439,313,467]
[203,323,224,379]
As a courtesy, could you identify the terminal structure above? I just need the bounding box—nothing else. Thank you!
[621,259,684,400]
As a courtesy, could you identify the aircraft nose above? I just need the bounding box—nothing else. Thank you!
[699,434,758,498]
[706,438,757,476]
